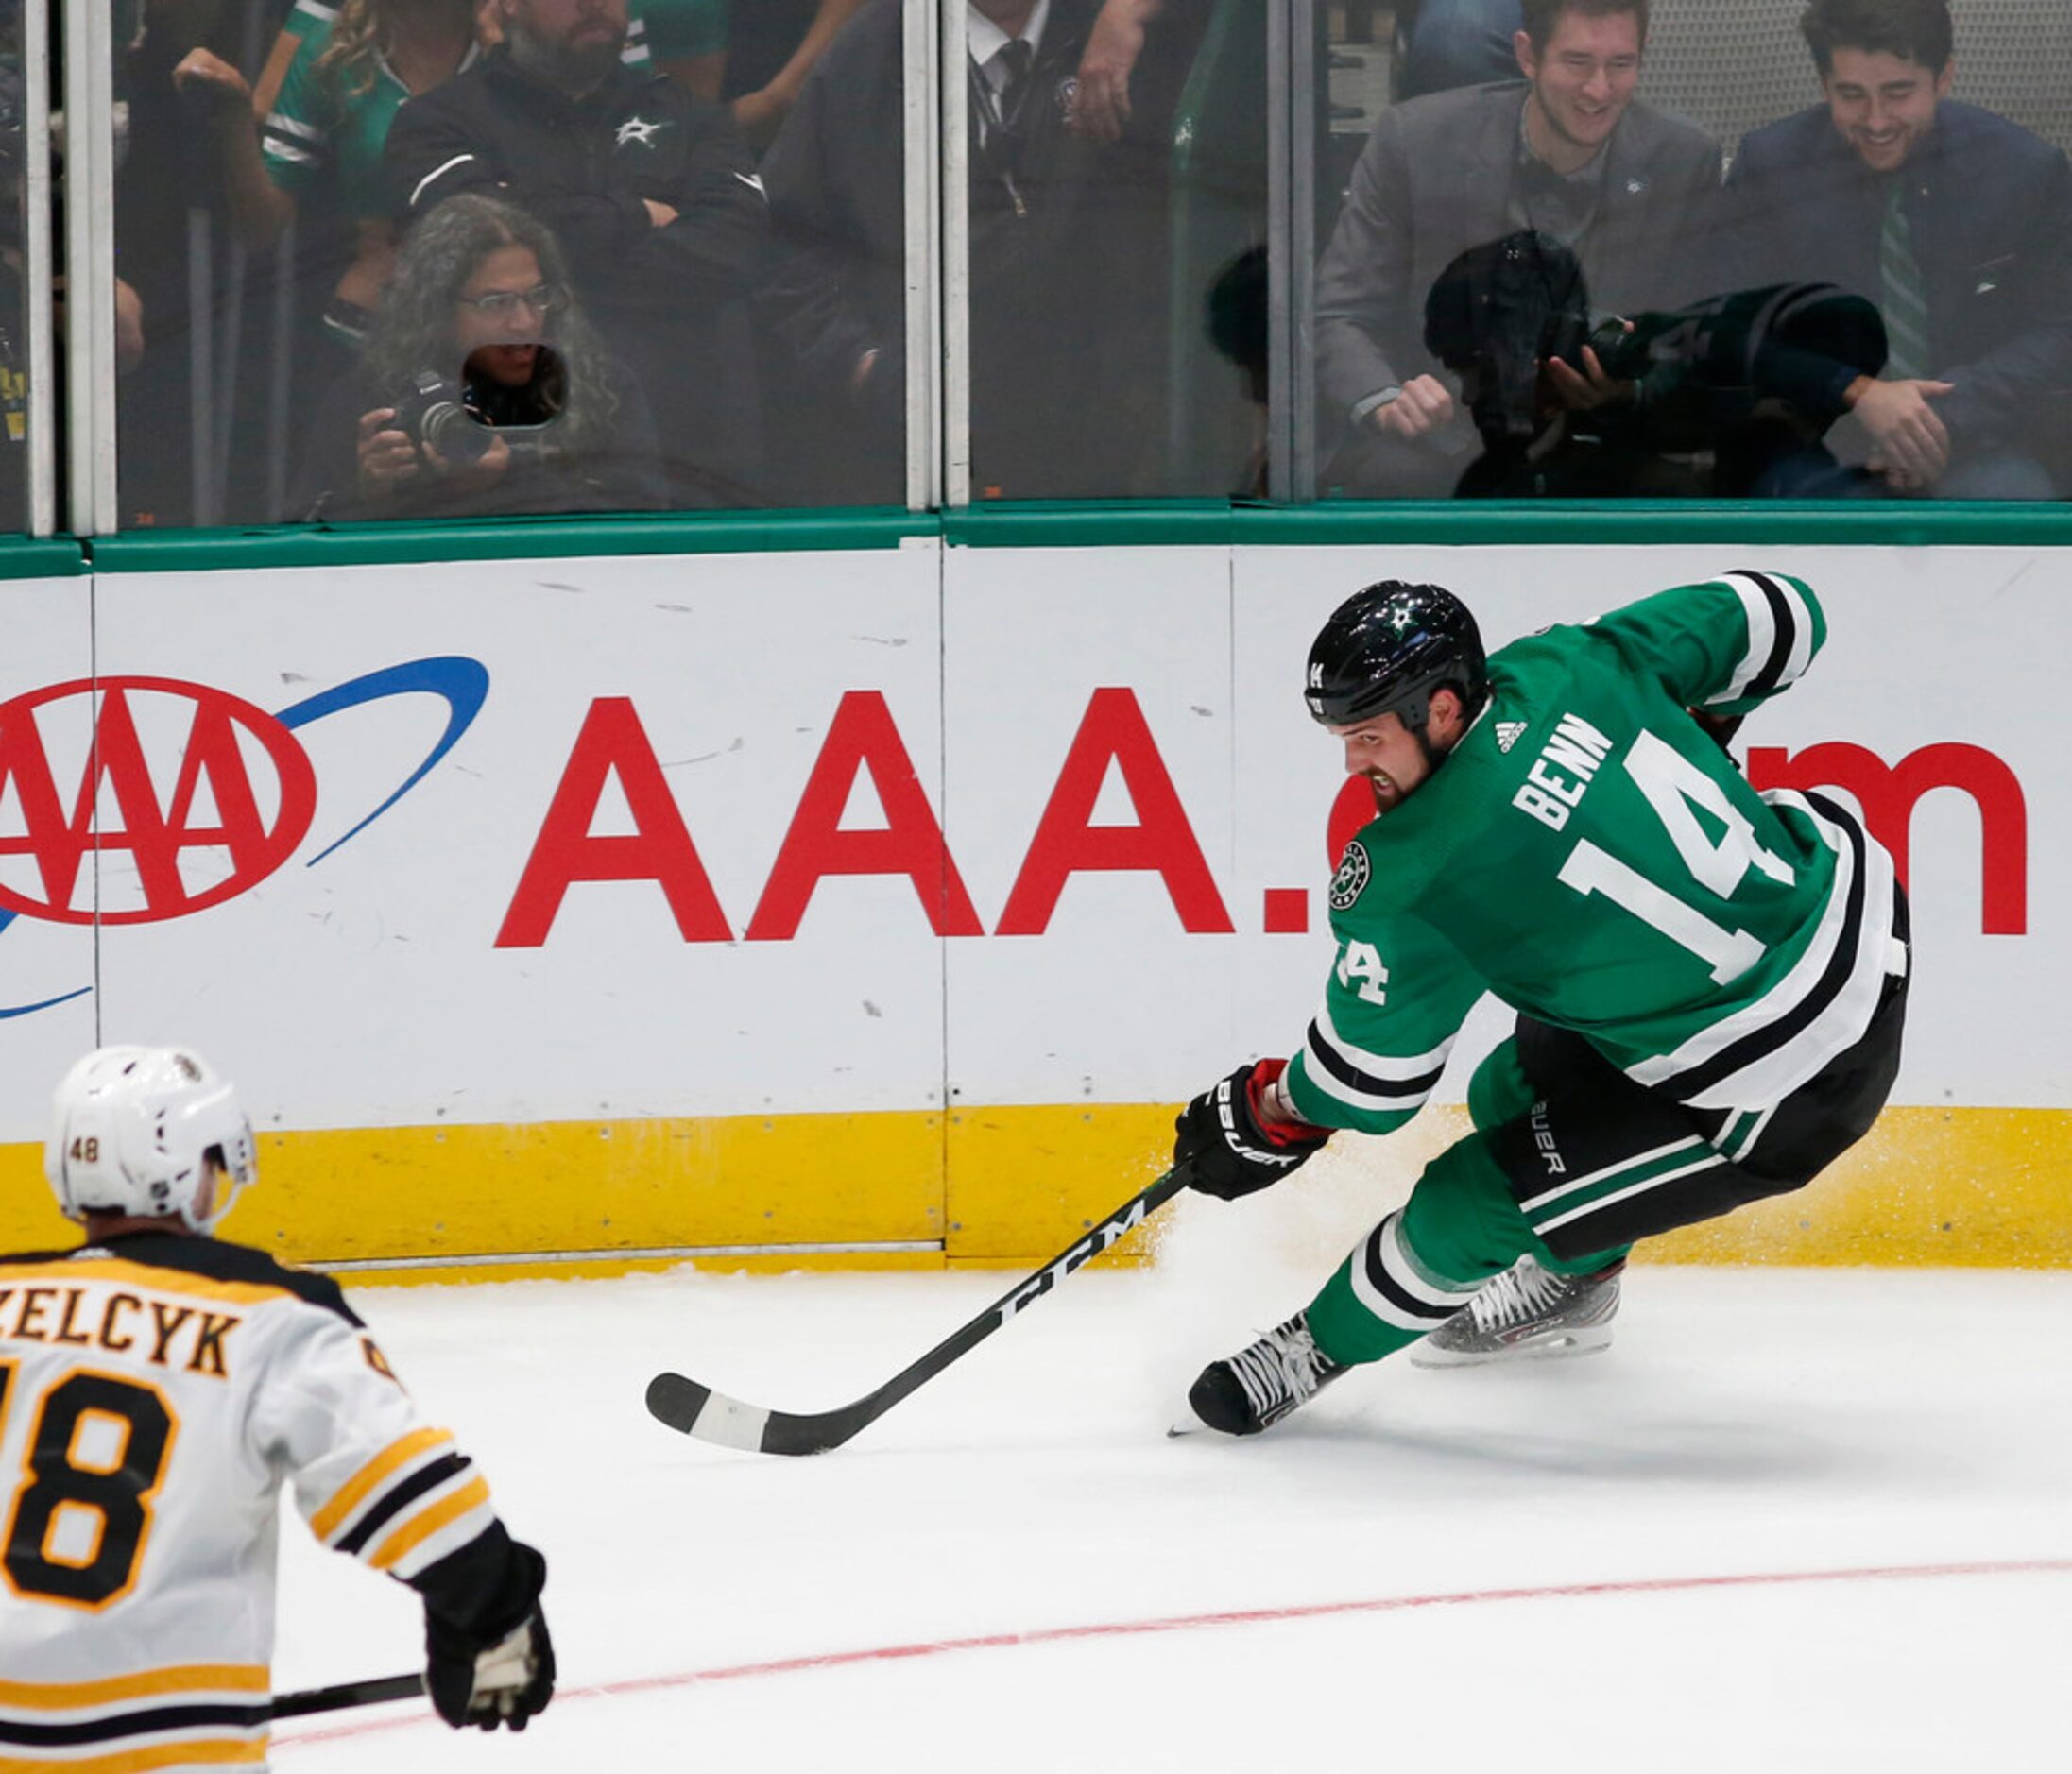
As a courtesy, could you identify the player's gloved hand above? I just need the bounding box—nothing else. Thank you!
[425,1541,556,1731]
[1173,1059,1328,1200]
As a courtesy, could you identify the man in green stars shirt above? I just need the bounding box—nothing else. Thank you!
[1172,573,1911,1436]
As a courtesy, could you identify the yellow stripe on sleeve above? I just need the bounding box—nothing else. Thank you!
[308,1425,454,1543]
[0,1663,270,1709]
[368,1475,493,1572]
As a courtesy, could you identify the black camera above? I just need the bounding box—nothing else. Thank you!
[1423,230,1590,448]
[1581,284,1887,404]
[390,369,500,467]
[390,367,561,469]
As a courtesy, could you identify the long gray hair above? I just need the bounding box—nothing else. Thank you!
[362,193,619,451]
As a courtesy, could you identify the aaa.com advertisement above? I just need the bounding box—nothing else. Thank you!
[0,541,2060,1148]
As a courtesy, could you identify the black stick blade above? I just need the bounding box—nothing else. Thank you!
[643,1372,777,1451]
[642,1169,1187,1458]
[644,1371,866,1456]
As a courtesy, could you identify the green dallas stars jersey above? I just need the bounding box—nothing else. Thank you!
[1283,571,1902,1134]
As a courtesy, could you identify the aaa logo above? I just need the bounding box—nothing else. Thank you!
[0,677,317,925]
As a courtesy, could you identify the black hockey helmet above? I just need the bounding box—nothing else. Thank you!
[1305,582,1489,731]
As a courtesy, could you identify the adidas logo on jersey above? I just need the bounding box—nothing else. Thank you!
[1496,721,1528,753]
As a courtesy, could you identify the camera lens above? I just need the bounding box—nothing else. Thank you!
[420,398,495,467]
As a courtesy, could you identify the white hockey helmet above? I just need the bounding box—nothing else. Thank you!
[45,1046,258,1234]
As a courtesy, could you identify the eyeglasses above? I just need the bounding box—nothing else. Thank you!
[456,283,563,319]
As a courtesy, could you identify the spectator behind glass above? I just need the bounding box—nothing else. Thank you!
[1721,0,2072,498]
[293,191,664,519]
[172,0,484,353]
[1314,0,1723,497]
[385,0,770,506]
[714,0,867,145]
[1397,2,1528,101]
[637,0,728,99]
[761,0,1142,503]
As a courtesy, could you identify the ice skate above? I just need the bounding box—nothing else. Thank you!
[1184,1312,1346,1436]
[1411,1254,1624,1368]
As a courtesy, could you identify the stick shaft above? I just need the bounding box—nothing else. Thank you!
[648,1168,1187,1453]
[269,1671,425,1720]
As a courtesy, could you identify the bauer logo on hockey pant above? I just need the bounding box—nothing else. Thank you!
[1329,841,1371,912]
[998,1195,1156,1322]
[1530,1100,1566,1175]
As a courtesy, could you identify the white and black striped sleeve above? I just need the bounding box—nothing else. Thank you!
[1590,571,1826,715]
[1284,913,1481,1135]
[1701,570,1823,710]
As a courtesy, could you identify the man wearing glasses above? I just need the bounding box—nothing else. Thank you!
[385,0,771,505]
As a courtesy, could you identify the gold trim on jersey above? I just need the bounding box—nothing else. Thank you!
[0,1740,269,1773]
[309,1424,453,1543]
[369,1473,492,1572]
[0,1664,269,1709]
[0,1257,302,1312]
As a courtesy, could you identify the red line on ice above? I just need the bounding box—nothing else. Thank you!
[276,1557,2072,1748]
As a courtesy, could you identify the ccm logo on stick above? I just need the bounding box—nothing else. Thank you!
[996,1195,1155,1324]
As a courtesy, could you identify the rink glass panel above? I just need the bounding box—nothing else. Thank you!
[1307,0,2072,504]
[100,0,911,528]
[38,0,2072,529]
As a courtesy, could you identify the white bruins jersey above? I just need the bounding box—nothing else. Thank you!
[0,1234,502,1771]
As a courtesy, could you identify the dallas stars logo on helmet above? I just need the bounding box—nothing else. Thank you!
[1329,841,1371,912]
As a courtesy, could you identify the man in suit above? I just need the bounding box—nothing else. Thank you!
[1721,0,2072,498]
[1315,0,1722,496]
[759,0,1142,503]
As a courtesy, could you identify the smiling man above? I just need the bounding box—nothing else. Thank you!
[1169,576,1912,1436]
[1721,0,2072,498]
[1314,0,1722,497]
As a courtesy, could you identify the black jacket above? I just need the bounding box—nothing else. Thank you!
[759,0,1135,500]
[1722,100,2072,461]
[384,47,773,496]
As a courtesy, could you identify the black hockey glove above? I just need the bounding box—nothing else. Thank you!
[420,1533,556,1731]
[1173,1059,1329,1201]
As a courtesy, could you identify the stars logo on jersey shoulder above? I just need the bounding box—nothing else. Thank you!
[1496,720,1529,753]
[615,115,671,150]
[1328,840,1371,912]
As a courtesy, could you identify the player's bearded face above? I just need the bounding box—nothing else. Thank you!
[1333,712,1433,813]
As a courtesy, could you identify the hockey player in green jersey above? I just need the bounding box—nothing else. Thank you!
[1173,573,1911,1435]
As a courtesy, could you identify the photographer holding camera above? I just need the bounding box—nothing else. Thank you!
[1423,229,1891,497]
[295,192,664,520]
[1314,0,1722,498]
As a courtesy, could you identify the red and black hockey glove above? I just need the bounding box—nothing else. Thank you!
[1173,1059,1329,1201]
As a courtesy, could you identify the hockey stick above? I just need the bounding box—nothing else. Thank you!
[269,1671,425,1720]
[645,1167,1189,1456]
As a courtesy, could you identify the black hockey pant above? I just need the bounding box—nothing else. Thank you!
[1489,917,1911,1265]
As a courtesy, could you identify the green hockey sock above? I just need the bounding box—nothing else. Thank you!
[1307,1132,1628,1365]
[1308,1256,1430,1365]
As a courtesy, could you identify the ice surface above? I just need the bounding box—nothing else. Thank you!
[269,1206,2072,1772]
